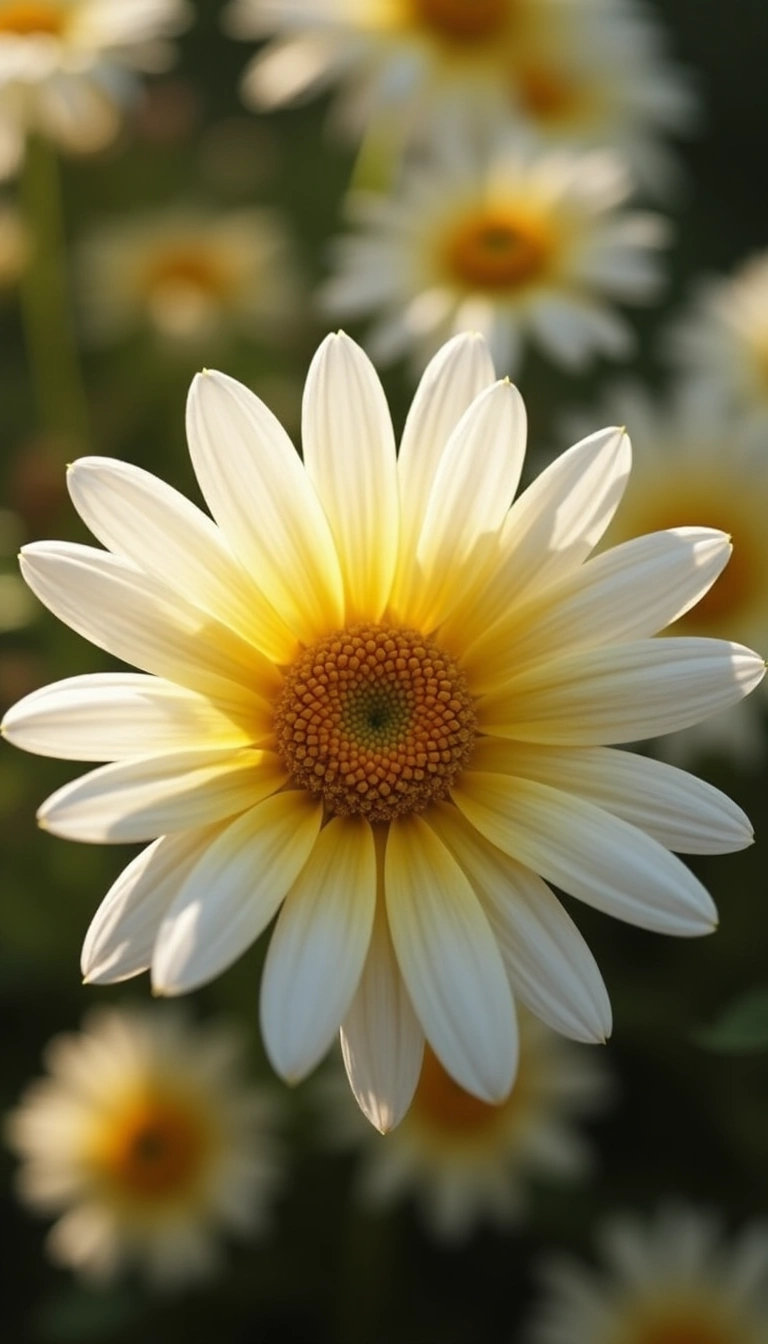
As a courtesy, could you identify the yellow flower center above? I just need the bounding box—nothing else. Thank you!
[90,1089,212,1205]
[411,1046,504,1135]
[623,1317,746,1344]
[274,623,476,823]
[444,208,554,293]
[517,63,586,123]
[141,247,232,335]
[0,1,64,35]
[409,0,509,42]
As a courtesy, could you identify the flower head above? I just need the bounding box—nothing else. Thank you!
[322,140,668,374]
[2,332,763,1131]
[77,206,299,346]
[316,1008,611,1240]
[6,1005,283,1285]
[0,0,192,176]
[525,1204,768,1344]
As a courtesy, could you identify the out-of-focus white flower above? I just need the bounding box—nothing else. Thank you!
[6,1005,283,1286]
[315,1009,611,1241]
[0,0,193,177]
[2,333,763,1133]
[670,252,768,444]
[77,207,300,345]
[223,0,694,194]
[525,1203,768,1344]
[588,384,768,768]
[322,138,668,374]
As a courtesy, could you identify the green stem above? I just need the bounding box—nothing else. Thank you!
[349,116,409,195]
[18,136,90,455]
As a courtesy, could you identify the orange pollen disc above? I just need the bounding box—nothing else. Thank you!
[92,1091,210,1202]
[518,64,580,121]
[411,1046,502,1134]
[445,210,552,292]
[274,623,477,824]
[144,248,228,298]
[629,1322,735,1344]
[410,0,508,42]
[0,1,65,35]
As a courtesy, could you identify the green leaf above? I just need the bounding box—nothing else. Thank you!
[694,987,768,1053]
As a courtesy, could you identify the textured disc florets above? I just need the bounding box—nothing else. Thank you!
[274,623,477,823]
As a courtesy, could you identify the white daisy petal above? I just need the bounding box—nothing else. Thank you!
[152,791,322,994]
[302,331,399,621]
[186,370,344,641]
[66,457,297,664]
[260,815,376,1082]
[479,638,766,744]
[38,748,286,843]
[340,897,424,1134]
[385,814,517,1102]
[453,773,718,935]
[470,738,754,855]
[2,674,254,761]
[19,542,278,712]
[82,827,221,984]
[428,802,612,1044]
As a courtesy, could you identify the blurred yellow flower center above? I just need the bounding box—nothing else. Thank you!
[0,1,64,35]
[410,0,508,42]
[92,1089,211,1203]
[627,1320,738,1344]
[517,64,586,123]
[275,623,476,823]
[411,1046,503,1133]
[141,248,231,335]
[444,209,553,292]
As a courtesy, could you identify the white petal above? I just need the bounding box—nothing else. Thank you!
[479,639,766,745]
[186,370,344,641]
[453,772,718,935]
[427,802,612,1043]
[152,791,322,994]
[82,827,220,984]
[2,673,254,760]
[340,897,424,1133]
[302,332,399,621]
[402,380,527,631]
[470,738,754,855]
[463,528,732,693]
[38,748,286,843]
[439,427,630,653]
[20,542,278,713]
[66,456,296,664]
[385,814,517,1102]
[260,815,376,1081]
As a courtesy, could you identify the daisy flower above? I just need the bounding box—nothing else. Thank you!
[223,0,693,192]
[77,206,299,346]
[321,138,668,374]
[5,1005,283,1286]
[591,385,768,768]
[669,251,768,444]
[1,331,763,1133]
[0,0,192,178]
[526,1203,768,1344]
[315,1008,611,1241]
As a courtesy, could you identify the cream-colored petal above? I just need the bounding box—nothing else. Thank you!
[20,542,278,713]
[67,456,297,664]
[302,332,399,621]
[2,673,255,761]
[470,738,753,855]
[463,528,732,694]
[453,772,718,935]
[38,748,286,843]
[260,815,376,1081]
[81,826,221,984]
[152,791,322,994]
[479,638,766,744]
[427,802,612,1043]
[186,370,344,641]
[438,428,630,656]
[392,332,496,608]
[340,895,424,1133]
[385,814,517,1103]
[400,380,527,632]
